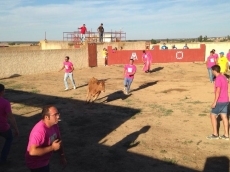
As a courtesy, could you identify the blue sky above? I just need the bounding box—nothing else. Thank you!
[1,0,230,41]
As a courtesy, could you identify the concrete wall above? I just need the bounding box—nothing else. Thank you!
[40,40,73,50]
[0,48,88,78]
[1,41,229,78]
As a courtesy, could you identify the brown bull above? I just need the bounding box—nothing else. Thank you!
[86,77,105,103]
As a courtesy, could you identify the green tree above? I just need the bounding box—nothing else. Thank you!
[227,35,230,40]
[198,35,203,42]
[151,39,157,44]
[203,35,208,42]
[8,42,15,45]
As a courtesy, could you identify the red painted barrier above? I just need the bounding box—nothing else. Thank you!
[107,44,205,65]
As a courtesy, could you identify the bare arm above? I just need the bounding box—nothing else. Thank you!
[59,65,65,72]
[212,87,220,108]
[8,112,19,136]
[29,139,61,156]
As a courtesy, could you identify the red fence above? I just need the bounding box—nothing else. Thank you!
[107,44,205,65]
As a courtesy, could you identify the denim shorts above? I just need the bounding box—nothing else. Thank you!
[211,102,229,115]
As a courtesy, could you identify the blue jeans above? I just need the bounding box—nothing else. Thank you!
[64,72,76,89]
[207,68,214,82]
[124,77,133,93]
[0,129,13,162]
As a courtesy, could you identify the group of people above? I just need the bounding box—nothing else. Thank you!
[206,49,230,83]
[205,49,230,140]
[161,43,189,50]
[78,23,104,43]
[2,46,230,171]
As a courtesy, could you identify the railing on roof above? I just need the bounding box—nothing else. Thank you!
[63,31,126,45]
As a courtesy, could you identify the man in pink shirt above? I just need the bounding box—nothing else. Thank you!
[25,105,67,172]
[123,59,137,95]
[206,50,217,83]
[59,56,77,91]
[0,84,19,164]
[78,24,87,42]
[227,49,230,70]
[207,65,229,140]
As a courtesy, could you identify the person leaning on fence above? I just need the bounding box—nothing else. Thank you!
[0,84,19,165]
[183,43,189,49]
[78,24,87,43]
[161,43,168,50]
[172,45,177,49]
[97,23,104,42]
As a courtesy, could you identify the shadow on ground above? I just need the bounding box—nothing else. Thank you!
[150,67,164,73]
[1,88,227,172]
[0,74,21,80]
[131,81,158,93]
[97,90,131,103]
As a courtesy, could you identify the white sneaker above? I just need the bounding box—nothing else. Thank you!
[64,88,68,91]
[73,86,76,89]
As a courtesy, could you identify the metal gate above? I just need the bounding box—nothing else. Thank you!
[88,43,97,67]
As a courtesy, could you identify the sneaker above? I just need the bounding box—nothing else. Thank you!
[64,88,68,91]
[73,86,76,89]
[219,135,229,140]
[206,134,219,139]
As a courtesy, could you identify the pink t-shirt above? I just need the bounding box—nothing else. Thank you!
[0,97,11,132]
[206,55,216,68]
[63,61,73,73]
[215,74,229,102]
[142,52,152,63]
[124,64,137,79]
[213,53,219,59]
[25,120,60,169]
[227,52,230,61]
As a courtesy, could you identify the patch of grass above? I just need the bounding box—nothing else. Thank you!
[187,101,205,104]
[131,116,136,119]
[149,104,173,116]
[198,114,207,116]
[163,157,178,165]
[160,150,167,153]
[182,140,193,145]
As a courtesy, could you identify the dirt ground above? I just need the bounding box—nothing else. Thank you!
[0,62,230,172]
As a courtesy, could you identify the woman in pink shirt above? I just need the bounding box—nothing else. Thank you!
[227,49,230,70]
[206,51,217,83]
[142,50,152,73]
